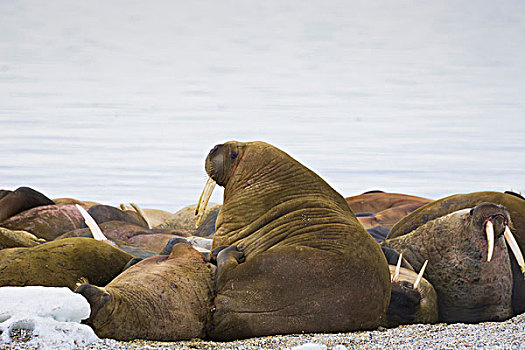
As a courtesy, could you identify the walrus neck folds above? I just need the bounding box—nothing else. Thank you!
[211,141,358,256]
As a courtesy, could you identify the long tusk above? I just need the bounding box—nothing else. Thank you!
[392,252,403,282]
[76,204,109,241]
[413,260,428,290]
[486,220,495,262]
[195,176,216,228]
[130,202,152,229]
[504,225,525,276]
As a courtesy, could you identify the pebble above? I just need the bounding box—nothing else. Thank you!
[2,313,525,349]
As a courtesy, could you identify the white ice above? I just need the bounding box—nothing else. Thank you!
[0,286,99,349]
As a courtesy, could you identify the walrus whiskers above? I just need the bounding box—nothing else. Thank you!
[504,225,525,275]
[195,176,216,228]
[392,252,403,282]
[130,202,152,229]
[413,260,428,290]
[75,204,109,241]
[485,220,495,262]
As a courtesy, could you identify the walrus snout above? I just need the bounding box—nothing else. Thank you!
[469,203,517,263]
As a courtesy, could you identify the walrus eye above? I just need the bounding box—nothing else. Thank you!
[231,151,238,160]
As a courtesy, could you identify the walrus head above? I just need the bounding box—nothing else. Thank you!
[383,202,522,323]
[195,142,245,226]
[205,142,244,187]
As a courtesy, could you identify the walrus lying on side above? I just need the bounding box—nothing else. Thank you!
[76,243,216,341]
[196,141,391,340]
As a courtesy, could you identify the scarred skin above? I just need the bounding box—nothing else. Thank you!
[0,237,133,290]
[383,203,514,323]
[346,191,431,230]
[388,191,525,315]
[0,204,85,241]
[75,243,216,341]
[205,141,391,340]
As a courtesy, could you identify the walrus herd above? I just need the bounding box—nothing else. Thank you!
[1,140,524,342]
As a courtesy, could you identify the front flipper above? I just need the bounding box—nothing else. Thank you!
[215,245,245,280]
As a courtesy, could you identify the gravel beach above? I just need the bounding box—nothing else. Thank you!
[3,313,525,349]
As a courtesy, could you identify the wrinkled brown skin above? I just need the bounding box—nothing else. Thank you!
[388,191,525,315]
[206,141,391,340]
[0,204,85,240]
[383,202,514,323]
[0,227,43,249]
[384,265,438,328]
[75,243,216,341]
[0,237,133,290]
[0,187,55,222]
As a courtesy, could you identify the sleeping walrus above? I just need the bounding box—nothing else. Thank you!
[76,242,216,341]
[196,141,391,340]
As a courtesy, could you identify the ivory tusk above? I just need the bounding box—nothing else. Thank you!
[130,202,152,229]
[504,225,525,276]
[76,204,109,241]
[392,252,403,282]
[486,220,495,262]
[195,176,217,228]
[413,260,428,290]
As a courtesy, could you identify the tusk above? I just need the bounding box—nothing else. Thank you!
[392,252,403,282]
[130,202,152,229]
[413,260,428,290]
[486,220,495,262]
[195,176,216,228]
[504,225,525,276]
[76,204,109,241]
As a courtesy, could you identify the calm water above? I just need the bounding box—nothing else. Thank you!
[1,0,524,212]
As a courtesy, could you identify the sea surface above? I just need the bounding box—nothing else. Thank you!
[1,0,524,212]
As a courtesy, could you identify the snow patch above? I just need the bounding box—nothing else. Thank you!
[0,286,99,349]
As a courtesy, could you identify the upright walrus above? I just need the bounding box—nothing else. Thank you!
[196,141,391,340]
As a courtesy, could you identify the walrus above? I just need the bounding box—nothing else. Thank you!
[0,204,85,240]
[0,237,133,290]
[0,187,55,222]
[384,255,438,327]
[87,205,149,228]
[0,227,45,249]
[196,141,391,340]
[388,191,525,315]
[75,242,216,341]
[383,202,524,323]
[346,191,431,230]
